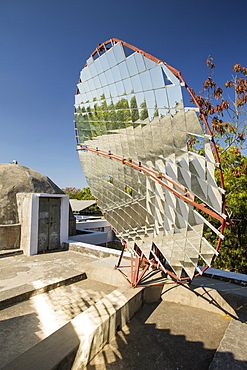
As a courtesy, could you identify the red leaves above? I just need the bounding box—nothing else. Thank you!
[203,77,216,89]
[236,84,246,94]
[237,132,244,141]
[206,59,215,69]
[232,169,242,178]
[194,95,205,107]
[187,137,195,147]
[225,81,233,88]
[236,98,245,107]
[214,87,223,99]
[233,64,242,72]
[221,100,230,109]
[212,117,225,133]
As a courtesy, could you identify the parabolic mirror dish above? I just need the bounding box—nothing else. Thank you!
[74,38,226,281]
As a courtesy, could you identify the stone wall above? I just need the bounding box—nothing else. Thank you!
[0,224,21,250]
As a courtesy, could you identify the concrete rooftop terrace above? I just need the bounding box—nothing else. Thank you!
[0,244,246,369]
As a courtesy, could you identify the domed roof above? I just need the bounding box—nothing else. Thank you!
[0,163,64,225]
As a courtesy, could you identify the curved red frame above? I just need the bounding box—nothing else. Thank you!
[77,38,227,281]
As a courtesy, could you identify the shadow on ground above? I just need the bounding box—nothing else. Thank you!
[86,300,246,370]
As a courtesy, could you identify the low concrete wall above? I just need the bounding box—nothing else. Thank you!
[0,224,21,250]
[160,276,247,317]
[65,240,131,260]
[3,286,145,370]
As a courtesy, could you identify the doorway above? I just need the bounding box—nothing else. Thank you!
[38,197,61,252]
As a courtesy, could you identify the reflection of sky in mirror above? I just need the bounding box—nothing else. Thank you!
[167,85,183,108]
[112,42,125,63]
[134,53,146,73]
[76,41,187,125]
[125,56,138,77]
[75,38,210,170]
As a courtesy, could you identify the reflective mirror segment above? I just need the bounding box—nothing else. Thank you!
[74,38,226,281]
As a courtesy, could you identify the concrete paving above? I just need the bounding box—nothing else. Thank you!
[0,250,116,368]
[209,311,247,370]
[0,250,97,294]
[0,249,247,369]
[0,274,116,368]
[0,250,100,308]
[87,300,231,370]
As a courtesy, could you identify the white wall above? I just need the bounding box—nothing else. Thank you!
[76,219,115,242]
[16,193,69,255]
[69,231,108,245]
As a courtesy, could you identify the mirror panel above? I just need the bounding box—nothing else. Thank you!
[75,39,224,280]
[113,42,125,63]
[126,56,138,76]
[134,53,146,73]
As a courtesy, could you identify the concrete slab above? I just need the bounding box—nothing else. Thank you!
[160,275,247,317]
[87,300,231,370]
[1,247,247,370]
[201,267,247,287]
[76,256,130,287]
[0,249,23,258]
[67,241,130,260]
[2,285,144,370]
[0,251,97,293]
[209,311,247,369]
[0,251,99,308]
[0,278,116,369]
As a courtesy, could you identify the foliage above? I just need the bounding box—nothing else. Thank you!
[193,59,247,149]
[62,187,101,214]
[209,147,247,273]
[193,60,247,273]
[62,187,94,200]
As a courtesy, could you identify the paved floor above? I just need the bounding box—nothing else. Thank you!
[87,300,231,370]
[209,311,247,370]
[0,278,116,368]
[0,250,117,368]
[0,250,247,369]
[0,250,97,294]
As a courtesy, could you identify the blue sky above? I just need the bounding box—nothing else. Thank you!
[0,0,246,189]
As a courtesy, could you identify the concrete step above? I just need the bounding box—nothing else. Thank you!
[0,271,87,309]
[87,300,231,370]
[0,278,117,369]
[1,248,247,370]
[0,250,100,309]
[209,311,247,369]
[0,249,23,259]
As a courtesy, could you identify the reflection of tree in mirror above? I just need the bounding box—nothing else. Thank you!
[140,101,148,120]
[130,96,139,123]
[115,98,131,123]
[154,103,159,118]
[75,94,161,142]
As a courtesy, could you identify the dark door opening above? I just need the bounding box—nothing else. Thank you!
[38,197,61,253]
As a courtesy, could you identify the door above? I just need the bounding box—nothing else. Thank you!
[38,197,61,252]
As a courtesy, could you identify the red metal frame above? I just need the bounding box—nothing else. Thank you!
[76,38,227,285]
[77,146,225,223]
